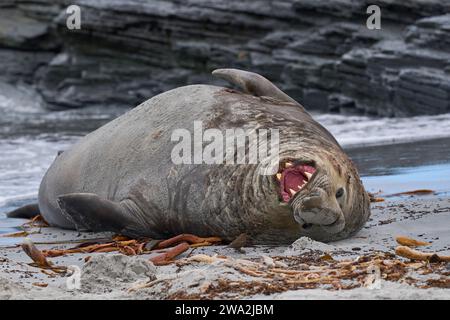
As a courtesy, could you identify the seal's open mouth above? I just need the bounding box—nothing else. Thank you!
[275,160,316,202]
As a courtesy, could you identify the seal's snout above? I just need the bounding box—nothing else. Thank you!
[291,188,344,229]
[292,197,346,240]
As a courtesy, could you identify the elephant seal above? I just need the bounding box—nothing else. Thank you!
[8,69,370,244]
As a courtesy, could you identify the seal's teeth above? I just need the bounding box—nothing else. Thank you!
[289,188,296,196]
[285,162,293,168]
[304,172,312,180]
[298,185,302,190]
[276,173,282,181]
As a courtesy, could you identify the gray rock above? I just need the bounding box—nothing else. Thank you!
[406,14,450,50]
[284,237,335,255]
[394,68,450,115]
[80,254,157,294]
[0,49,54,83]
[1,0,450,116]
[328,94,357,114]
[0,277,23,300]
[0,9,49,49]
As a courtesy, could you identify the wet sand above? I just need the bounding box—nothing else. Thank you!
[1,194,449,300]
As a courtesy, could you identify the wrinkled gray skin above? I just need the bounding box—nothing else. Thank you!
[37,69,370,244]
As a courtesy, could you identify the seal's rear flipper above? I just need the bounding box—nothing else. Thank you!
[6,203,40,219]
[212,68,300,106]
[57,193,135,234]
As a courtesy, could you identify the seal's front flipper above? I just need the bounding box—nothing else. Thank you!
[57,193,135,234]
[212,68,300,106]
[6,203,40,219]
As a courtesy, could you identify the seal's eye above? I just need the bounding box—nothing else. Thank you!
[335,188,344,198]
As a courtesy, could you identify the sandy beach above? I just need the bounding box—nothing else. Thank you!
[1,193,449,300]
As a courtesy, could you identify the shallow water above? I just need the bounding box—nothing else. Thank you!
[363,163,450,198]
[0,83,125,238]
[1,82,450,240]
[347,137,450,196]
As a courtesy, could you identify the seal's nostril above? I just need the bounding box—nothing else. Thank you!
[302,223,313,229]
[302,196,322,209]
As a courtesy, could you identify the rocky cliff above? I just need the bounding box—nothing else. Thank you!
[0,0,449,116]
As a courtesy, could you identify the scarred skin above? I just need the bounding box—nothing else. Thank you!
[34,70,370,244]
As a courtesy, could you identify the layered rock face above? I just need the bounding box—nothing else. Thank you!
[0,0,449,116]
